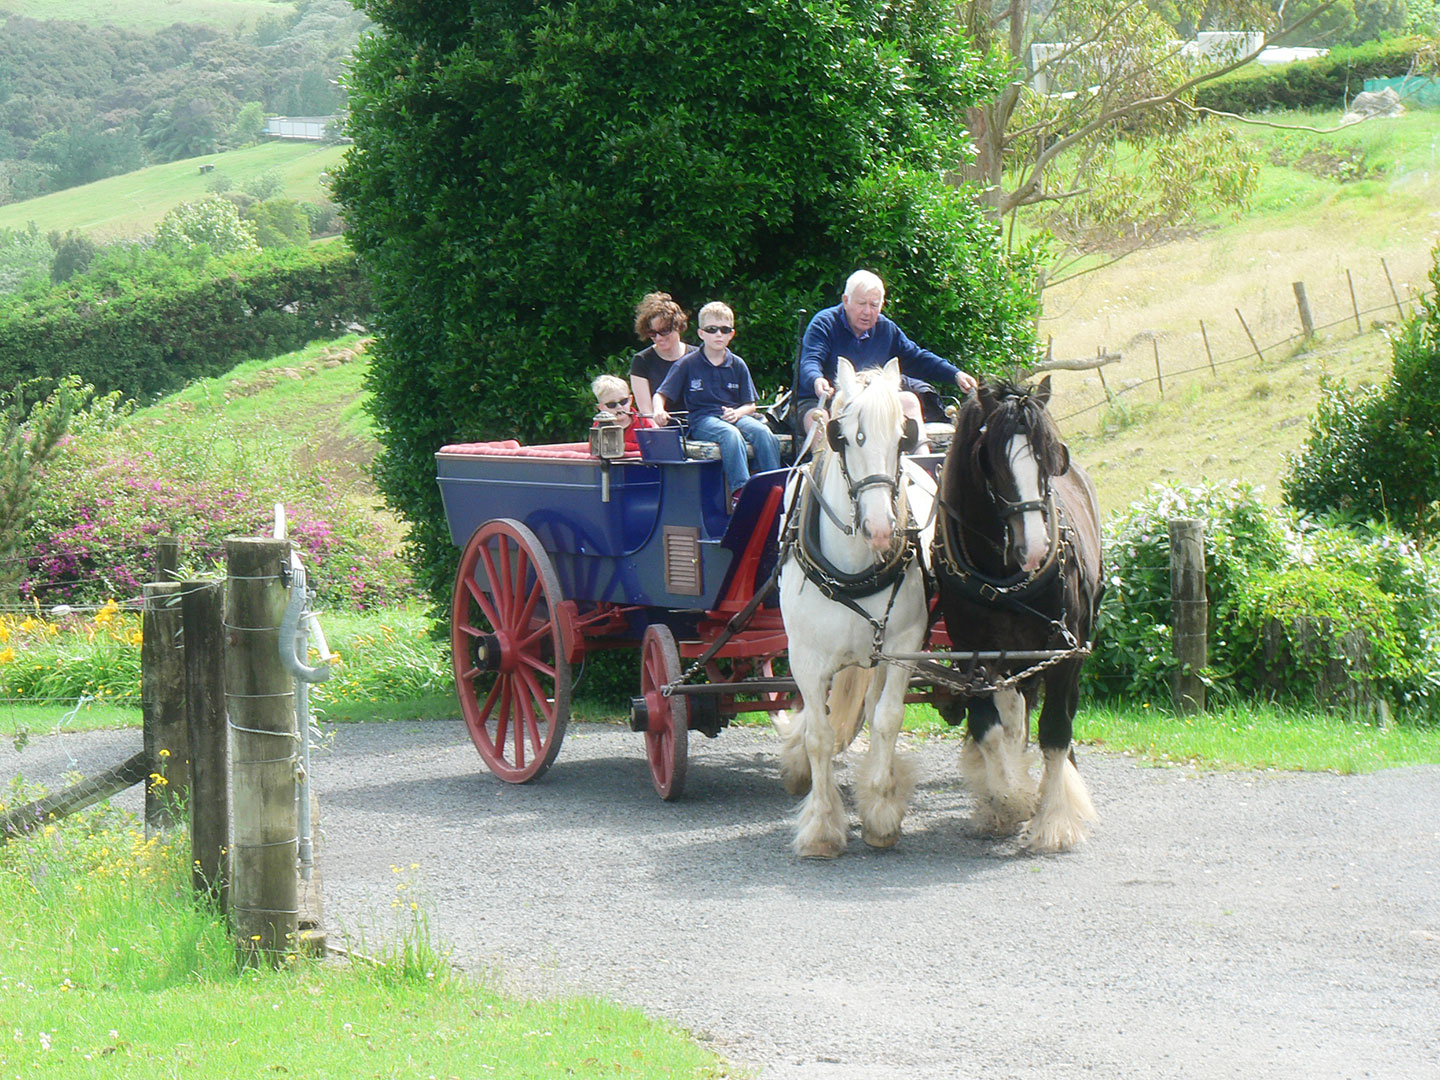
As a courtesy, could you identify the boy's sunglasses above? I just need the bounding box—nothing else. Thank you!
[701,325,734,335]
[601,396,631,409]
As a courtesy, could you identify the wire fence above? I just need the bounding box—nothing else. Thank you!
[1047,265,1434,428]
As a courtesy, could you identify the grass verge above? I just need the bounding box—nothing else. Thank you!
[0,798,731,1079]
[1078,698,1440,773]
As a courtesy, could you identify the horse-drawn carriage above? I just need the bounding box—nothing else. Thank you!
[437,365,1103,853]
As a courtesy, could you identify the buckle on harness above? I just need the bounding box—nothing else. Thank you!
[980,583,1000,603]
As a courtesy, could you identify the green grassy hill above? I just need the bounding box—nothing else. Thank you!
[0,141,344,241]
[0,0,290,31]
[1037,109,1440,516]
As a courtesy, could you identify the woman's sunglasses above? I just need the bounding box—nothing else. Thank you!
[647,326,676,338]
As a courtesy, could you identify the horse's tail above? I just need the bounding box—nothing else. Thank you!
[828,665,874,751]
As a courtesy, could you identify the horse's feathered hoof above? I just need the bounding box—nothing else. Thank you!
[782,772,812,797]
[1021,748,1098,852]
[796,835,847,859]
[860,824,899,849]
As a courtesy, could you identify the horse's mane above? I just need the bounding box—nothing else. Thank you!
[954,378,1067,479]
[814,366,905,463]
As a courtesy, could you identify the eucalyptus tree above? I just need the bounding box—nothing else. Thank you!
[958,0,1341,292]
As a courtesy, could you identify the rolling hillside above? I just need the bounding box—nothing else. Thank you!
[0,141,345,240]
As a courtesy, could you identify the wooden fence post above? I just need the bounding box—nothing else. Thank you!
[1169,519,1207,714]
[155,536,181,581]
[1346,269,1362,332]
[1235,308,1264,365]
[225,538,298,967]
[184,578,228,909]
[1380,258,1404,320]
[1292,281,1315,339]
[1199,320,1216,377]
[142,582,186,831]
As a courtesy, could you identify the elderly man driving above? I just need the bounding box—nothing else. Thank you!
[794,269,978,453]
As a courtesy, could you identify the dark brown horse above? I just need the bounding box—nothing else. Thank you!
[933,377,1104,851]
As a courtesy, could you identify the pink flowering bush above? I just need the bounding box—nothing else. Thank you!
[22,421,410,611]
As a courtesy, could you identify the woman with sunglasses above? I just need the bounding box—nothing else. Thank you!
[629,292,696,418]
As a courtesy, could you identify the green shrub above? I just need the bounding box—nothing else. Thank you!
[22,401,409,610]
[334,0,1036,610]
[0,241,371,401]
[1284,243,1440,535]
[1193,36,1429,114]
[1087,481,1440,719]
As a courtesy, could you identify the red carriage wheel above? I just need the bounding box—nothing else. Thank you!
[451,519,571,783]
[639,624,688,801]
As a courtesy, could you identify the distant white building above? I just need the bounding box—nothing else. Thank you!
[264,116,340,141]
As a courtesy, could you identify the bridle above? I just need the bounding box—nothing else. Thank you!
[984,423,1056,560]
[817,406,919,535]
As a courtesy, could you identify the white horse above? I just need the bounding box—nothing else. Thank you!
[777,359,929,858]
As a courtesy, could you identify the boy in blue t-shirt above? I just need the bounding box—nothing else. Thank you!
[653,301,781,502]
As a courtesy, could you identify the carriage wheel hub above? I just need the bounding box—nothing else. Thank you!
[475,633,505,673]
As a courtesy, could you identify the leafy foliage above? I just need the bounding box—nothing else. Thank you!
[0,241,371,401]
[0,224,51,293]
[334,0,1037,608]
[1283,243,1440,536]
[1088,481,1440,719]
[155,196,259,256]
[246,199,311,249]
[1193,36,1430,114]
[0,377,94,581]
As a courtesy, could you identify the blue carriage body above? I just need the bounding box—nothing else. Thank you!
[436,442,785,622]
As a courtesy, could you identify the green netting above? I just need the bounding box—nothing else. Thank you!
[1362,76,1440,107]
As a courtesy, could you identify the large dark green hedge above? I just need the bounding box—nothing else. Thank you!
[0,241,371,400]
[1193,36,1429,115]
[333,0,1038,608]
[1283,243,1440,536]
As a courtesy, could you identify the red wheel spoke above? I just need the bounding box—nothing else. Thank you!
[511,548,532,626]
[477,678,501,721]
[460,664,479,681]
[518,618,557,656]
[457,620,484,639]
[512,676,533,766]
[517,665,556,725]
[497,540,516,624]
[516,576,544,637]
[466,571,503,632]
[518,650,557,680]
[493,678,512,754]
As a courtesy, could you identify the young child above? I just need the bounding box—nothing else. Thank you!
[652,301,781,502]
[591,373,651,452]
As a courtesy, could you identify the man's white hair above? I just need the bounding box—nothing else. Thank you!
[843,269,885,300]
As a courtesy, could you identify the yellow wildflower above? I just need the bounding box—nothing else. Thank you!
[0,647,15,665]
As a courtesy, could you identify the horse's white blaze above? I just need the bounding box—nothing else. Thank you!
[1007,433,1048,572]
[858,483,896,550]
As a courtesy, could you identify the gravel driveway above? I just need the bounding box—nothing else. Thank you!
[7,718,1438,1078]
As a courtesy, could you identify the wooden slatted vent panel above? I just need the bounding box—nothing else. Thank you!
[663,526,702,596]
